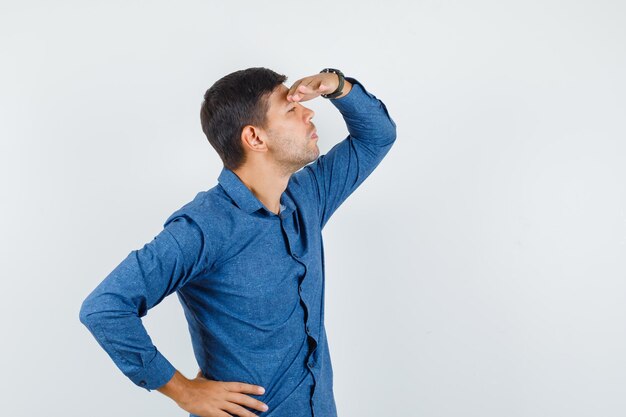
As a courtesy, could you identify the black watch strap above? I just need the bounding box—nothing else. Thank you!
[319,68,345,99]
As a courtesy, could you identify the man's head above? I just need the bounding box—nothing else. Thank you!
[200,67,318,173]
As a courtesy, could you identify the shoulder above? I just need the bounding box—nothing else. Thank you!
[162,185,235,254]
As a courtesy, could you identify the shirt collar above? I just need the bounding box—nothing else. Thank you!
[217,167,296,217]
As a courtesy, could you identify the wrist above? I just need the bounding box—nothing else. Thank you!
[332,79,352,99]
[320,68,349,99]
[157,370,191,404]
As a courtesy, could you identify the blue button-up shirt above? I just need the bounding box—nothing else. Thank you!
[79,76,397,417]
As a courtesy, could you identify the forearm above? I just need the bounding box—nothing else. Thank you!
[331,77,397,146]
[79,249,179,390]
[79,294,177,389]
[79,217,205,390]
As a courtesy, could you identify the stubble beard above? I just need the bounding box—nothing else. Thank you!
[272,132,320,175]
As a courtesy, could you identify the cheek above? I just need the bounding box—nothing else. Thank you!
[277,125,303,142]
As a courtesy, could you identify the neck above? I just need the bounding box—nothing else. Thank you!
[232,163,291,215]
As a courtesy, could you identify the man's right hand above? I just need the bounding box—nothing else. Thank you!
[157,370,269,417]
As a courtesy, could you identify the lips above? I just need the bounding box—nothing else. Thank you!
[310,130,318,140]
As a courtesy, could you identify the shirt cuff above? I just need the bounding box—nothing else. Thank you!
[328,76,377,112]
[127,348,176,392]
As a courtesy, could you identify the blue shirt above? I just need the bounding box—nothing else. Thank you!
[79,77,397,417]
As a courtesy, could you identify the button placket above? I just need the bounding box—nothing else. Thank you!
[280,211,319,404]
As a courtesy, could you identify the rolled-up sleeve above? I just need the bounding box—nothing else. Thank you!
[79,215,206,391]
[302,77,397,229]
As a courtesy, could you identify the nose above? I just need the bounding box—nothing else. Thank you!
[303,106,315,121]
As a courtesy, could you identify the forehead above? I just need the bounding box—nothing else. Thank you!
[267,84,291,111]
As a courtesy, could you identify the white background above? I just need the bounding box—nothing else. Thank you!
[1,1,625,416]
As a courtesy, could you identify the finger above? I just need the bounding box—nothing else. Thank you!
[292,84,314,101]
[295,84,325,102]
[223,401,259,417]
[300,78,316,92]
[212,410,234,417]
[288,77,318,101]
[318,82,331,92]
[297,84,311,94]
[287,80,304,100]
[226,392,269,413]
[223,382,266,395]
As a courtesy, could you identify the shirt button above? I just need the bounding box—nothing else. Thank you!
[306,325,311,333]
[139,380,146,387]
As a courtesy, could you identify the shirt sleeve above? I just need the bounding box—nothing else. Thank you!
[301,77,397,229]
[79,214,207,391]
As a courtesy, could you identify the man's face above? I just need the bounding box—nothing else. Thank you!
[261,84,319,173]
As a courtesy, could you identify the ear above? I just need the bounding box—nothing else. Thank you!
[240,125,268,153]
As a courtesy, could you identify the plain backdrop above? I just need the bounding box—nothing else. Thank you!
[1,1,625,416]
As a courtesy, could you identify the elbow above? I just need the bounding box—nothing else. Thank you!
[385,119,398,147]
[389,123,398,144]
[79,299,90,327]
[380,101,397,145]
[79,295,97,328]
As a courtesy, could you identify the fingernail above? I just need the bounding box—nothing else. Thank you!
[263,404,269,411]
[259,387,265,394]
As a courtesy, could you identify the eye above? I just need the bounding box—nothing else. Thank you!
[288,107,296,113]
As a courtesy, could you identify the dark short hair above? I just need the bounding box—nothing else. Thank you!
[200,67,288,170]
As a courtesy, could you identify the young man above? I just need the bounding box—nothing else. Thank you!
[79,67,397,417]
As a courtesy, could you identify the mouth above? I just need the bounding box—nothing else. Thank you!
[310,130,318,140]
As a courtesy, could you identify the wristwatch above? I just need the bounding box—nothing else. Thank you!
[319,68,345,99]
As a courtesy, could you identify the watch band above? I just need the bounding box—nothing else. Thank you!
[319,68,345,99]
